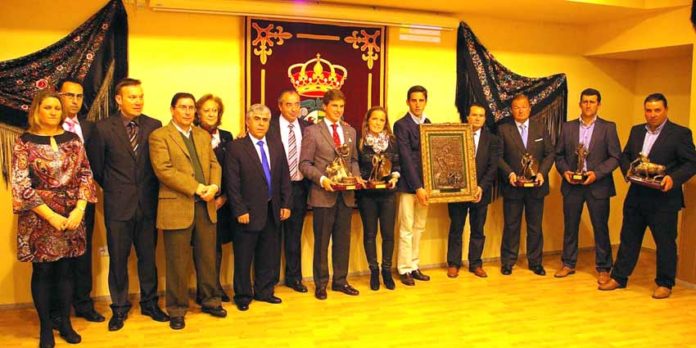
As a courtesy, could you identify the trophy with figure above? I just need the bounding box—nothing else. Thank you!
[325,141,360,190]
[570,143,589,184]
[514,152,541,187]
[626,153,666,189]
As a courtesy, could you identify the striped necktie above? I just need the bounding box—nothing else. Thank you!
[288,123,299,181]
[127,121,139,153]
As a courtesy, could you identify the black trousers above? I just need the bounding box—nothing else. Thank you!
[501,194,545,267]
[105,206,159,314]
[357,191,396,271]
[312,196,352,287]
[232,203,279,305]
[275,181,307,285]
[611,203,679,288]
[447,201,489,270]
[33,258,73,333]
[561,188,612,271]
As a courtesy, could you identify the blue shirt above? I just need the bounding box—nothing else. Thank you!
[641,119,667,156]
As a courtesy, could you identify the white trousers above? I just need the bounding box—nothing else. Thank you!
[397,192,429,275]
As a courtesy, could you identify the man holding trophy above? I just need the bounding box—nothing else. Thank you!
[299,89,364,300]
[599,93,696,299]
[553,89,621,284]
[497,94,555,276]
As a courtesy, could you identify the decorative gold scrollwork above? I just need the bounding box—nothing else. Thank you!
[344,29,381,69]
[251,22,293,65]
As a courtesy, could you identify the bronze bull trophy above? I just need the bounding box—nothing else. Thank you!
[627,153,666,189]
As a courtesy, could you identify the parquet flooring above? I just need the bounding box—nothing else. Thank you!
[1,249,695,347]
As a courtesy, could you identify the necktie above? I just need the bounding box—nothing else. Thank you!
[257,140,272,199]
[127,121,139,153]
[65,118,76,133]
[331,123,341,148]
[520,124,527,148]
[288,123,299,181]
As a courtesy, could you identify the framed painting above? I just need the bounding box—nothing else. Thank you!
[420,123,477,203]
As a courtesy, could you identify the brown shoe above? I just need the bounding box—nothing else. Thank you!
[470,267,488,278]
[597,271,610,285]
[400,273,415,286]
[447,266,459,278]
[554,266,575,278]
[598,278,624,291]
[652,286,672,299]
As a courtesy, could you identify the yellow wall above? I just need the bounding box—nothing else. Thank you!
[0,1,693,305]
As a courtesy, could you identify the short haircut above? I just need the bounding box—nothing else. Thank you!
[580,88,602,103]
[277,89,300,103]
[322,89,345,105]
[27,90,65,132]
[511,93,529,104]
[195,94,225,126]
[407,85,428,100]
[468,102,486,114]
[170,92,196,108]
[114,78,142,95]
[245,103,271,121]
[644,93,668,108]
[56,77,82,92]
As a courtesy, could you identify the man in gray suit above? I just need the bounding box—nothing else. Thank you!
[554,88,621,284]
[299,89,364,300]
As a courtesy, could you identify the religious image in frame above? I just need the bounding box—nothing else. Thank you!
[420,123,478,203]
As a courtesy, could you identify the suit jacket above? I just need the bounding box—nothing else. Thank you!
[149,122,222,230]
[620,120,696,211]
[474,129,502,205]
[224,135,292,232]
[497,118,555,199]
[90,113,162,221]
[555,117,621,199]
[394,113,431,193]
[213,129,234,242]
[299,120,360,208]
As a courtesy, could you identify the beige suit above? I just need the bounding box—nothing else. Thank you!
[149,122,222,317]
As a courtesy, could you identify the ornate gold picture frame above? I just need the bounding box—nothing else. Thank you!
[420,123,477,203]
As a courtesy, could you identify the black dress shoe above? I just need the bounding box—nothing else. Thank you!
[382,269,396,290]
[201,306,227,318]
[107,313,126,331]
[331,283,359,296]
[400,273,415,286]
[530,265,546,276]
[58,325,81,344]
[501,265,513,275]
[220,291,231,302]
[411,269,430,281]
[254,295,282,304]
[286,281,308,293]
[169,316,185,330]
[141,304,170,322]
[315,286,327,300]
[75,308,105,322]
[235,302,250,311]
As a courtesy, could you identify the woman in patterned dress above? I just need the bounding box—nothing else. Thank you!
[11,90,97,348]
[356,106,400,291]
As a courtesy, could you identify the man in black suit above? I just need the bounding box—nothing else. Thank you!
[267,90,310,293]
[599,93,696,299]
[225,104,291,311]
[497,93,555,276]
[554,88,621,284]
[446,103,501,278]
[49,78,104,324]
[90,78,168,331]
[394,85,432,286]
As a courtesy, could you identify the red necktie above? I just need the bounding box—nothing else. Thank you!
[331,123,341,148]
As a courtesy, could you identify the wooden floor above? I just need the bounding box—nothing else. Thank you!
[2,250,696,348]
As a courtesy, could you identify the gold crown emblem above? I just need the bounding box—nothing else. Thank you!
[288,54,348,98]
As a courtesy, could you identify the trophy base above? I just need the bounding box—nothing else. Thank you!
[330,182,361,191]
[514,179,540,188]
[627,176,663,190]
[569,173,588,184]
[364,181,394,190]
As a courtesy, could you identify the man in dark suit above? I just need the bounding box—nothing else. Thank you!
[446,103,501,278]
[554,88,621,284]
[299,89,363,300]
[50,78,104,324]
[394,85,432,286]
[150,92,225,329]
[225,104,291,311]
[267,90,311,293]
[90,78,168,331]
[498,93,555,276]
[599,93,696,299]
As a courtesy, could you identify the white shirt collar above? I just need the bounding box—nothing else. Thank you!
[408,111,427,124]
[172,122,192,137]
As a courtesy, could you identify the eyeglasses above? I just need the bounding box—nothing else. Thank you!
[176,105,196,112]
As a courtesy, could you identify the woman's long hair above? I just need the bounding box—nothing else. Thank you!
[359,106,394,151]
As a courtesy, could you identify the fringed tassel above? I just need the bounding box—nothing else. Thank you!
[535,95,566,146]
[0,123,24,186]
[86,60,115,122]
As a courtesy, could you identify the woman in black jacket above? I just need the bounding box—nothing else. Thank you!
[357,106,400,290]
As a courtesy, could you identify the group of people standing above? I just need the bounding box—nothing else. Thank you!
[10,77,696,348]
